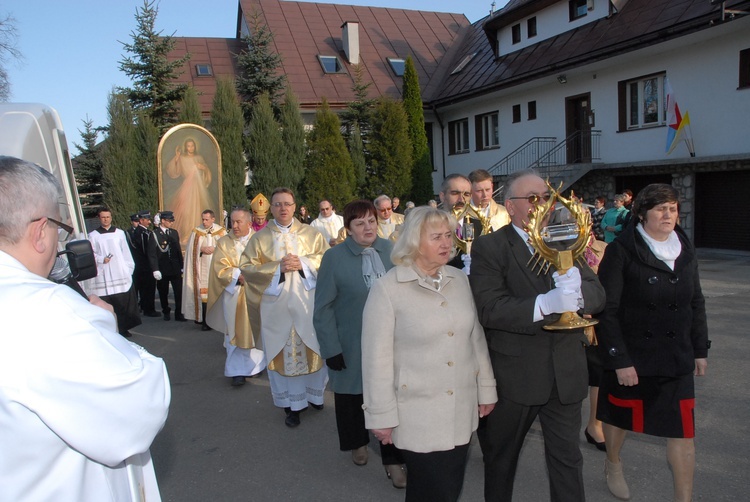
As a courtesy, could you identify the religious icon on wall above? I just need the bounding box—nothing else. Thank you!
[158,124,223,250]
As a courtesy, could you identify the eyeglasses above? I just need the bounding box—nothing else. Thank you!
[378,207,393,213]
[271,202,295,208]
[508,194,551,205]
[448,190,472,198]
[30,216,74,241]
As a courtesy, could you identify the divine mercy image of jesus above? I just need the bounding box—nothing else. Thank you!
[158,124,222,249]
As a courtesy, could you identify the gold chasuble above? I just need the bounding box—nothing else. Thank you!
[206,233,257,349]
[240,220,329,376]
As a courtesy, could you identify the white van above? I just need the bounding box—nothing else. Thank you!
[0,103,86,239]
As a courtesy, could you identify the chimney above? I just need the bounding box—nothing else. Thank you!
[342,21,360,65]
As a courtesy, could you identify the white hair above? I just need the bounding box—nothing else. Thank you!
[0,156,61,246]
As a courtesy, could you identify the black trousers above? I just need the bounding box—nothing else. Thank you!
[334,393,403,465]
[136,269,156,313]
[400,443,470,502]
[478,351,585,502]
[156,274,183,316]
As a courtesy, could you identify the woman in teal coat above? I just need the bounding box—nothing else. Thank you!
[601,194,629,243]
[313,200,406,488]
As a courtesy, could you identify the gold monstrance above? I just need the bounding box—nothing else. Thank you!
[525,182,598,331]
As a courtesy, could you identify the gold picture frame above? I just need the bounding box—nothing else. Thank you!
[157,124,223,250]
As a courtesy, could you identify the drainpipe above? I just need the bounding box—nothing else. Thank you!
[431,104,446,181]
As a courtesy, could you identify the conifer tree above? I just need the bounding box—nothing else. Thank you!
[73,117,104,212]
[211,77,246,211]
[303,99,355,211]
[235,9,285,122]
[102,92,140,228]
[365,98,412,200]
[133,111,160,213]
[118,0,190,131]
[402,56,433,204]
[348,122,367,197]
[245,93,284,197]
[278,86,306,193]
[341,63,375,137]
[178,85,203,125]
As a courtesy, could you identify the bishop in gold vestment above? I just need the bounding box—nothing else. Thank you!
[240,189,329,424]
[206,208,265,383]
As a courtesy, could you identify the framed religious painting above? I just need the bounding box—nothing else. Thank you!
[158,124,223,251]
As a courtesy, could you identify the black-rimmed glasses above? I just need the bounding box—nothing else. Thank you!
[508,194,551,205]
[30,216,74,241]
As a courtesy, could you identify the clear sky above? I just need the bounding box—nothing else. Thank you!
[6,0,508,150]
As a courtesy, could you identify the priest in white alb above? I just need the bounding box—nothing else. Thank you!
[240,188,329,428]
[310,199,344,247]
[85,207,141,337]
[206,207,265,387]
[183,209,226,330]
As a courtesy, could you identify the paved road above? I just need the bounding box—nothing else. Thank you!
[135,249,750,501]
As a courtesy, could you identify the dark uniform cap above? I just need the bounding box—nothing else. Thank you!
[137,211,152,219]
[160,210,175,221]
[130,213,140,222]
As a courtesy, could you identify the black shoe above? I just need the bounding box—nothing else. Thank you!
[284,408,300,428]
[584,428,607,452]
[231,376,246,387]
[201,324,212,331]
[194,320,202,325]
[163,312,170,321]
[120,331,133,338]
[310,403,324,411]
[174,315,187,322]
[144,311,160,318]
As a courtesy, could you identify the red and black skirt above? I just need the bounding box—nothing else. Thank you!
[596,370,696,439]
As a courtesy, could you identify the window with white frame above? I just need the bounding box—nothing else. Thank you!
[475,112,499,150]
[448,119,470,155]
[622,73,666,129]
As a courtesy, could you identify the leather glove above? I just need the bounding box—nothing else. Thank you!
[153,271,162,281]
[460,254,471,275]
[326,353,347,371]
[538,287,580,315]
[552,267,582,294]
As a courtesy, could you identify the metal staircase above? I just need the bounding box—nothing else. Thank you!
[490,131,602,196]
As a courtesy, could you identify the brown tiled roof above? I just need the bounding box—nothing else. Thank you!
[171,0,469,112]
[171,37,245,114]
[431,0,747,106]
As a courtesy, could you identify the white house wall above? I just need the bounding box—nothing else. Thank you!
[497,0,609,56]
[432,14,750,193]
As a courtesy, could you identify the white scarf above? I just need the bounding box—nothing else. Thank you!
[361,247,386,289]
[636,223,682,270]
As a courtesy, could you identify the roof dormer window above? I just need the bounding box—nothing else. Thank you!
[387,58,406,77]
[195,64,212,76]
[318,55,345,74]
[450,52,477,75]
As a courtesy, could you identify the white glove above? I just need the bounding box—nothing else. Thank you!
[552,267,582,294]
[538,287,580,315]
[153,271,162,281]
[461,254,471,275]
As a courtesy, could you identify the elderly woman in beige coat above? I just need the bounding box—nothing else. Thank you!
[362,206,498,502]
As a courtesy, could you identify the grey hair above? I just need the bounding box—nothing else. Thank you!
[230,207,252,221]
[440,173,470,195]
[0,156,61,246]
[614,193,626,202]
[391,206,456,267]
[373,194,391,209]
[503,169,540,204]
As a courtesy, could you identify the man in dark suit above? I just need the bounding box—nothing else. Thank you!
[438,174,483,273]
[148,211,186,322]
[469,170,605,502]
[132,211,159,317]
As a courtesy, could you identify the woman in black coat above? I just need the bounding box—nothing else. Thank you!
[596,184,710,502]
